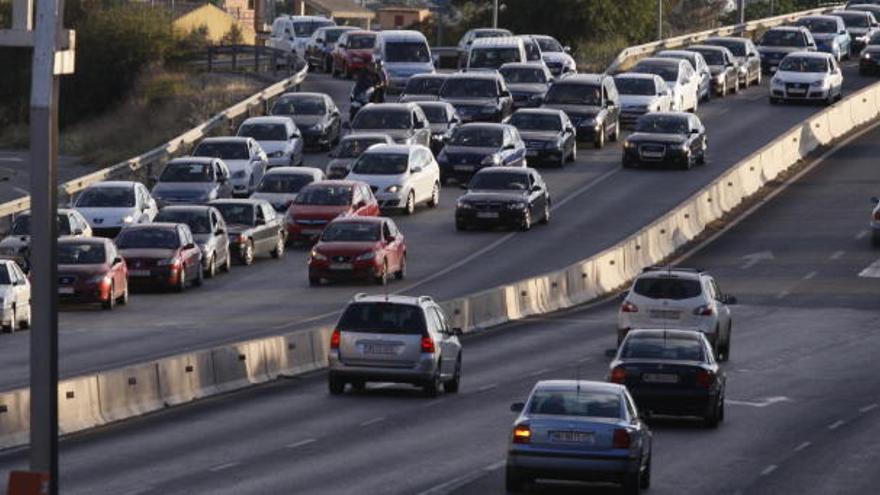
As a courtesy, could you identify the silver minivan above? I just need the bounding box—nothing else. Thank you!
[375,30,435,93]
[328,294,463,396]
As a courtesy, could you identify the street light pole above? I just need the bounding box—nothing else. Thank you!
[493,0,499,28]
[738,0,745,24]
[657,0,663,40]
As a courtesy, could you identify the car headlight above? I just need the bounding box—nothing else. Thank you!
[385,185,402,194]
[810,79,829,88]
[310,249,327,261]
[624,140,636,149]
[771,78,784,88]
[355,251,375,261]
[457,200,473,209]
[157,258,180,267]
[507,202,528,210]
[481,154,501,166]
[122,215,135,224]
[267,151,286,158]
[550,139,564,150]
[312,123,325,132]
[863,52,872,59]
[675,142,690,151]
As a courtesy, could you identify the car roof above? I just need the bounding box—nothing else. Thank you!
[614,72,660,80]
[340,132,394,141]
[447,71,503,80]
[705,36,749,44]
[199,136,250,144]
[471,36,522,48]
[658,49,698,58]
[361,102,418,112]
[786,51,832,59]
[471,27,511,34]
[305,180,359,187]
[122,222,180,230]
[86,181,137,189]
[637,57,684,67]
[499,62,547,70]
[58,236,108,246]
[209,198,265,206]
[350,293,433,305]
[534,380,626,394]
[263,166,323,176]
[553,73,606,84]
[158,205,213,214]
[475,166,530,175]
[278,92,326,100]
[409,73,448,80]
[166,156,215,165]
[287,15,332,21]
[459,122,509,131]
[362,144,414,155]
[644,111,691,119]
[689,44,728,53]
[513,107,563,116]
[379,30,427,41]
[639,265,703,280]
[330,216,385,225]
[833,9,872,16]
[768,25,808,32]
[799,14,842,21]
[625,328,706,341]
[241,116,294,125]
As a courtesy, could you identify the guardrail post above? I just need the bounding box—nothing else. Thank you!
[254,45,259,72]
[207,46,213,72]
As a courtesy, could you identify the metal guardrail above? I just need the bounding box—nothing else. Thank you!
[190,44,301,76]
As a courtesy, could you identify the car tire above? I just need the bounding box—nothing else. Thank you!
[423,370,442,398]
[427,183,440,208]
[704,397,722,428]
[271,235,285,259]
[640,455,652,489]
[756,69,762,86]
[519,209,532,231]
[403,191,415,215]
[697,148,707,166]
[610,121,620,142]
[118,284,129,306]
[769,96,779,105]
[374,261,388,286]
[567,143,577,163]
[222,252,232,273]
[445,356,461,394]
[594,127,605,149]
[539,200,550,225]
[505,466,527,493]
[395,255,406,280]
[872,231,880,247]
[328,375,345,395]
[193,265,204,287]
[175,269,186,293]
[240,240,255,266]
[205,254,217,279]
[102,286,115,311]
[720,81,726,97]
[622,469,642,495]
[455,220,467,232]
[19,305,31,329]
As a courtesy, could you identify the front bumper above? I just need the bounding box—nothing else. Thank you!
[58,282,111,304]
[771,85,830,101]
[861,57,880,73]
[524,145,565,164]
[622,145,691,167]
[456,207,527,228]
[301,130,330,148]
[309,259,381,281]
[126,266,179,288]
[507,450,637,484]
[374,191,407,209]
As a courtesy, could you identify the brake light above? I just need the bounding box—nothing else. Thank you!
[330,329,341,350]
[874,211,880,221]
[421,336,436,353]
[693,305,715,316]
[621,301,639,313]
[613,428,631,449]
[512,424,531,444]
[696,369,714,388]
[609,366,627,384]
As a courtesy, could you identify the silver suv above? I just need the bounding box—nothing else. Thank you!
[617,267,736,361]
[328,294,463,396]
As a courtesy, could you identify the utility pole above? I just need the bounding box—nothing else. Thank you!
[738,0,745,24]
[657,0,663,40]
[493,0,499,28]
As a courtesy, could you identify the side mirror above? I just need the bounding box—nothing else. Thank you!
[255,218,266,226]
[184,242,196,250]
[215,227,226,235]
[501,90,511,98]
[73,228,84,236]
[563,45,571,53]
[452,327,463,337]
[459,183,469,190]
[530,184,541,193]
[411,165,423,174]
[510,402,525,413]
[690,128,700,134]
[113,256,123,265]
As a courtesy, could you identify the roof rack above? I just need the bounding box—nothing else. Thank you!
[353,293,368,301]
[641,266,703,274]
[418,295,434,303]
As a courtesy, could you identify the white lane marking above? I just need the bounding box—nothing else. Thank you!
[775,289,790,299]
[761,465,778,476]
[829,250,845,260]
[802,271,818,280]
[476,383,498,392]
[415,460,505,495]
[859,403,878,413]
[0,157,22,162]
[858,258,880,278]
[527,367,552,377]
[856,230,869,240]
[121,487,154,495]
[286,438,317,449]
[740,250,774,269]
[360,416,386,427]
[208,462,240,472]
[794,441,811,452]
[483,460,505,471]
[727,396,791,408]
[828,420,845,430]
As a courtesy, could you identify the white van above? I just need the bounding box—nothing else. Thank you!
[375,30,435,93]
[467,37,527,71]
[268,15,336,58]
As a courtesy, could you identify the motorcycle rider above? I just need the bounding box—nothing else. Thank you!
[353,60,385,104]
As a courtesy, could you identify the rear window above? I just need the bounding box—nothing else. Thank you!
[528,390,622,418]
[632,276,702,300]
[621,337,705,361]
[338,302,427,335]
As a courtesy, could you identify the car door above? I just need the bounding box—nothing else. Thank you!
[264,203,283,245]
[105,243,123,298]
[380,220,400,272]
[211,209,229,265]
[414,148,434,201]
[356,184,379,216]
[527,171,546,218]
[708,277,732,335]
[214,160,232,198]
[253,204,271,254]
[387,219,405,270]
[7,262,28,314]
[604,78,621,133]
[830,57,843,92]
[432,307,459,377]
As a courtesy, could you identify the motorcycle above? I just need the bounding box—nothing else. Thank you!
[349,86,374,123]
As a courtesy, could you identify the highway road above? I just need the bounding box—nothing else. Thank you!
[0,151,91,204]
[0,112,877,494]
[0,66,875,392]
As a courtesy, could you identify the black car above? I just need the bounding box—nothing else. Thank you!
[270,92,342,150]
[399,73,449,103]
[756,26,816,73]
[860,33,880,74]
[609,329,726,427]
[541,74,621,148]
[436,123,526,184]
[505,108,576,167]
[415,101,461,154]
[208,199,286,266]
[455,167,550,231]
[438,72,514,123]
[622,112,707,169]
[687,45,741,96]
[499,62,553,109]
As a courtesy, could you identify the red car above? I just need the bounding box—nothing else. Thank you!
[116,223,203,292]
[331,30,378,78]
[57,237,129,310]
[285,180,380,244]
[308,216,406,286]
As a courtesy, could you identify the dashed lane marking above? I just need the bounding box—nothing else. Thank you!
[828,420,845,430]
[727,396,791,408]
[415,460,505,495]
[476,383,498,393]
[360,416,386,427]
[859,403,878,414]
[858,258,880,278]
[794,441,811,452]
[802,271,818,280]
[761,465,778,476]
[286,438,317,449]
[829,250,845,260]
[856,230,869,240]
[208,462,240,472]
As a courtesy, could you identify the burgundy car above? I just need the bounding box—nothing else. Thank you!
[285,180,380,244]
[116,223,203,292]
[331,30,377,78]
[57,237,129,310]
[308,216,406,286]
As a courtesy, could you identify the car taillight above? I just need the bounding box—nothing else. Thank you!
[621,301,639,313]
[874,211,880,221]
[613,428,631,449]
[512,424,531,444]
[609,366,627,384]
[693,305,715,316]
[421,336,435,353]
[330,329,341,350]
[696,369,714,388]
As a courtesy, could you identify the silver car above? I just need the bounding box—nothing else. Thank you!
[154,205,232,278]
[507,380,652,493]
[328,294,462,397]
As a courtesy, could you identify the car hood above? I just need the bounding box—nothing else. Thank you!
[620,95,660,108]
[250,192,299,207]
[293,115,325,128]
[774,71,827,83]
[153,182,215,196]
[385,62,434,77]
[327,157,356,170]
[708,65,727,76]
[758,45,802,55]
[441,146,499,159]
[57,264,108,276]
[461,190,528,202]
[542,104,601,118]
[507,83,548,94]
[0,236,28,249]
[222,159,251,173]
[811,33,838,42]
[442,97,499,108]
[119,247,177,260]
[399,94,439,103]
[289,204,351,220]
[429,123,451,134]
[351,129,413,142]
[626,132,688,144]
[541,52,573,65]
[314,241,379,256]
[75,207,139,227]
[224,223,256,235]
[518,130,560,141]
[345,173,405,190]
[258,141,291,154]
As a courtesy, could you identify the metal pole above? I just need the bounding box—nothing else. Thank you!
[29,0,61,491]
[738,0,745,24]
[657,0,663,40]
[493,0,498,28]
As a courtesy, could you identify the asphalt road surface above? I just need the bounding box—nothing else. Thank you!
[0,151,91,204]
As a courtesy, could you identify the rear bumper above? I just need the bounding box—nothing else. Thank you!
[628,388,717,416]
[328,351,438,384]
[507,451,638,484]
[456,208,526,228]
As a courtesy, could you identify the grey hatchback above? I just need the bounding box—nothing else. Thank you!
[328,294,463,397]
[155,205,231,278]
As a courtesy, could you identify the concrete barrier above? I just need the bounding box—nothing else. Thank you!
[211,339,270,393]
[57,376,104,435]
[97,363,163,424]
[0,389,29,449]
[157,350,217,406]
[278,331,320,376]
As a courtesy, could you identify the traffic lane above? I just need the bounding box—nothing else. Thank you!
[0,150,92,204]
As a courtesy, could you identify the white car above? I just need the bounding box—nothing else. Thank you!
[632,57,700,113]
[531,35,577,76]
[237,116,304,168]
[73,181,158,238]
[268,15,335,58]
[613,73,673,129]
[250,167,325,212]
[617,266,736,361]
[192,137,268,197]
[0,209,91,271]
[870,195,879,246]
[769,51,843,105]
[0,259,31,331]
[345,144,440,215]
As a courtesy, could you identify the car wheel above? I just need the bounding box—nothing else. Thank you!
[539,200,550,225]
[427,183,440,208]
[328,375,345,395]
[756,69,762,86]
[567,143,577,163]
[610,121,620,142]
[19,305,31,329]
[344,62,351,79]
[697,147,707,166]
[240,240,255,266]
[622,469,642,495]
[720,81,726,97]
[505,466,527,493]
[395,255,406,280]
[520,209,532,231]
[455,220,467,232]
[872,231,880,247]
[682,153,694,170]
[205,254,217,279]
[403,191,415,215]
[324,55,332,73]
[769,96,779,105]
[374,261,388,285]
[222,252,232,272]
[118,283,129,306]
[423,371,442,398]
[640,455,652,489]
[175,269,186,293]
[445,355,461,393]
[271,235,285,259]
[309,275,321,286]
[704,396,722,428]
[193,265,204,287]
[593,126,605,148]
[102,286,115,311]
[691,96,699,113]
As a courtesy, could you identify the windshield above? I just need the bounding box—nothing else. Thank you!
[337,302,427,334]
[468,172,528,191]
[336,137,386,158]
[508,112,561,131]
[271,97,325,116]
[622,337,706,361]
[692,49,724,65]
[352,109,412,130]
[440,78,498,98]
[385,42,430,63]
[155,210,211,234]
[544,83,601,105]
[348,34,375,49]
[871,32,880,45]
[838,13,870,27]
[449,127,503,147]
[352,153,409,175]
[293,20,334,37]
[798,18,838,33]
[500,67,546,84]
[523,40,542,61]
[294,185,352,206]
[324,28,348,43]
[474,30,510,40]
[320,222,380,242]
[11,214,71,236]
[159,163,213,183]
[633,62,680,83]
[238,123,290,141]
[193,142,249,160]
[212,204,254,225]
[779,56,828,72]
[708,39,745,56]
[419,105,449,123]
[536,37,563,52]
[635,115,689,134]
[761,30,808,47]
[633,276,702,299]
[469,47,521,69]
[58,242,105,264]
[404,76,445,95]
[257,174,314,193]
[614,77,657,96]
[76,187,135,208]
[528,390,621,418]
[117,228,180,249]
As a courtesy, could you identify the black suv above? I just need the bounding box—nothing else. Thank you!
[541,74,621,148]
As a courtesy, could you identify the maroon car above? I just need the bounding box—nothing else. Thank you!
[116,223,203,292]
[57,237,129,310]
[308,216,406,286]
[285,180,380,245]
[331,30,377,78]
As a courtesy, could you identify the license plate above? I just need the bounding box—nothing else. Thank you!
[363,343,396,355]
[650,309,681,320]
[476,212,499,219]
[129,270,151,277]
[550,431,594,444]
[641,151,664,158]
[330,262,353,270]
[454,165,474,171]
[788,89,805,95]
[526,150,539,156]
[58,287,75,295]
[642,373,679,384]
